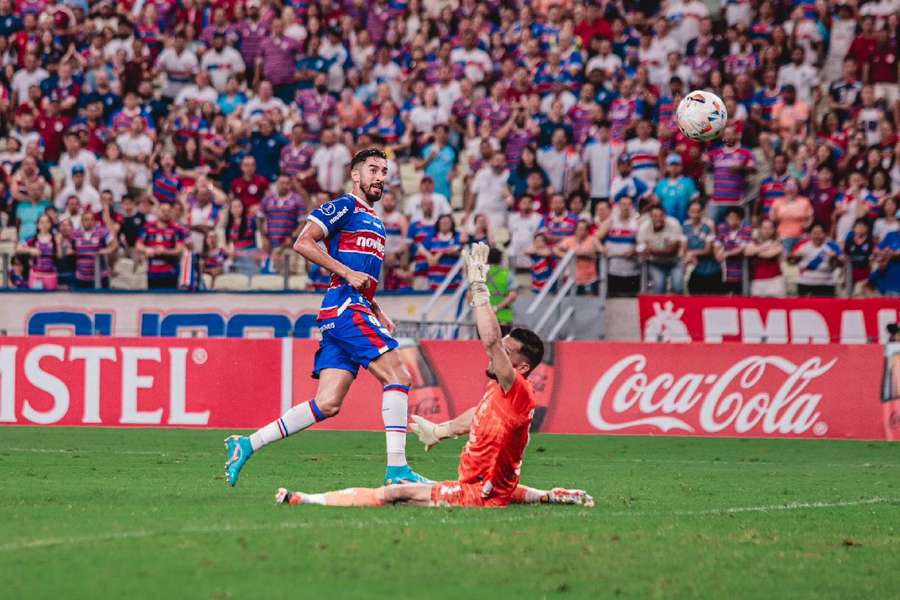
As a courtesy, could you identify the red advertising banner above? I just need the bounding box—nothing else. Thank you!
[0,337,457,431]
[543,342,885,440]
[0,337,283,428]
[638,295,900,344]
[0,337,891,440]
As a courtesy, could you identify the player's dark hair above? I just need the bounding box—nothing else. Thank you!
[350,147,387,171]
[509,328,544,372]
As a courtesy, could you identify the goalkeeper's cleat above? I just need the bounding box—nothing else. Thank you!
[384,464,434,485]
[547,488,595,508]
[275,487,303,505]
[224,435,254,487]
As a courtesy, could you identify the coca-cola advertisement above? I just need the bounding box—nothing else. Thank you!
[543,342,885,440]
[638,295,900,344]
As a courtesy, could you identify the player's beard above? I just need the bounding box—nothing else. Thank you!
[362,182,383,204]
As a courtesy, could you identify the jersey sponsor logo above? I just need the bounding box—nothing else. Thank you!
[355,236,385,253]
[328,206,349,224]
[338,230,385,257]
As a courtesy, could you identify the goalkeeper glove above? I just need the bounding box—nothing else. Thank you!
[462,241,490,307]
[409,415,452,452]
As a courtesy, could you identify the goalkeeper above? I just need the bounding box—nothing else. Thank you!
[276,243,593,508]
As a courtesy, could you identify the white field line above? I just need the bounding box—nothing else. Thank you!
[0,497,896,554]
[3,447,898,469]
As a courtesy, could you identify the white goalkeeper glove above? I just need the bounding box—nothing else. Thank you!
[462,241,490,307]
[409,415,452,452]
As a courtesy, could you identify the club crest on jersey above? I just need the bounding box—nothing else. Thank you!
[321,202,337,216]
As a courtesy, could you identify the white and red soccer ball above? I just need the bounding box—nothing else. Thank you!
[676,90,728,142]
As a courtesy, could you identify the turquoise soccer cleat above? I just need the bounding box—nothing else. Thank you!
[384,464,434,485]
[224,435,254,486]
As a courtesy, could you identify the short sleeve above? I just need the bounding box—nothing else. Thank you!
[307,195,356,238]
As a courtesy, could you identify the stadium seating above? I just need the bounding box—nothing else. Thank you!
[287,275,310,291]
[249,274,285,291]
[212,273,250,291]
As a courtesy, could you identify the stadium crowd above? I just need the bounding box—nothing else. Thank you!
[0,0,898,297]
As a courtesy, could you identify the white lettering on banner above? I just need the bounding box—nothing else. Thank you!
[168,348,208,425]
[22,344,69,425]
[789,310,830,344]
[702,308,876,344]
[741,310,787,344]
[69,347,116,423]
[840,311,865,344]
[0,344,205,425]
[586,354,836,434]
[0,346,16,422]
[121,347,163,424]
[644,298,900,344]
[702,308,739,343]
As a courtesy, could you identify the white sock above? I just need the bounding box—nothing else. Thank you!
[382,384,410,467]
[249,400,327,451]
[301,493,327,506]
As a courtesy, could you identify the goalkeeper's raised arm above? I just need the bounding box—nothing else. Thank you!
[465,242,518,393]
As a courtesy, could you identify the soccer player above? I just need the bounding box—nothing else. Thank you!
[225,148,430,486]
[274,243,593,508]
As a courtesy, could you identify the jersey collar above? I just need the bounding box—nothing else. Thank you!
[350,192,378,215]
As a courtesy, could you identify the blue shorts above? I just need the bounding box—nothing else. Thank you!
[312,310,399,378]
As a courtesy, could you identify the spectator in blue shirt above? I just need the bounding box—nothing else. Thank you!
[653,154,699,224]
[416,124,457,200]
[250,117,288,181]
[873,230,900,297]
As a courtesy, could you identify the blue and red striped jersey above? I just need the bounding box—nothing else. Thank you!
[759,174,789,216]
[539,212,578,246]
[261,192,306,245]
[307,193,386,320]
[407,220,435,278]
[152,171,180,205]
[529,252,556,292]
[140,221,187,278]
[73,226,113,281]
[424,231,461,290]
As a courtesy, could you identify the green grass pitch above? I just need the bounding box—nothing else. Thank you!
[1,428,898,599]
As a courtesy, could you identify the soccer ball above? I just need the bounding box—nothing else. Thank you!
[676,90,728,142]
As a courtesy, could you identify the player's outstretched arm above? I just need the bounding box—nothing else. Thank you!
[293,222,369,290]
[464,242,516,392]
[409,407,476,451]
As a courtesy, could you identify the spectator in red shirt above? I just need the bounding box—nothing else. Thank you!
[847,16,878,70]
[230,155,270,213]
[575,3,612,49]
[867,28,898,105]
[35,97,69,163]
